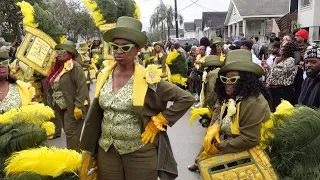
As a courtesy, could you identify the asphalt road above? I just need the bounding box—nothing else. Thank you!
[47,83,205,180]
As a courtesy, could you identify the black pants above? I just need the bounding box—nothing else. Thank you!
[269,85,295,112]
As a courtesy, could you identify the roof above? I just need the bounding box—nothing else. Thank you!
[194,19,202,28]
[202,12,227,29]
[184,22,195,32]
[233,0,290,16]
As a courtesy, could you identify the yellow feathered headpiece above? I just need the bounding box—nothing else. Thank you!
[16,1,38,28]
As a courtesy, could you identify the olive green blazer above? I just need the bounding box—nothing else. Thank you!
[79,62,194,179]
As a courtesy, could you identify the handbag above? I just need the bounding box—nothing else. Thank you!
[198,146,278,180]
[79,151,98,180]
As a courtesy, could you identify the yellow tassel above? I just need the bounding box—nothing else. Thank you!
[83,0,106,26]
[170,74,187,86]
[5,147,81,177]
[166,51,179,64]
[0,104,55,125]
[133,1,141,20]
[189,107,212,125]
[16,1,38,28]
[41,122,55,135]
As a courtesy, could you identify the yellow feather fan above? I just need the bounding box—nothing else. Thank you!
[82,0,106,26]
[189,107,212,125]
[5,147,82,177]
[260,100,294,150]
[60,35,67,44]
[166,51,179,65]
[170,74,187,87]
[0,104,55,124]
[41,122,55,136]
[16,1,38,28]
[0,104,55,135]
[133,1,141,20]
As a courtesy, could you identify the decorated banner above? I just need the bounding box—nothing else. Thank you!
[16,26,57,76]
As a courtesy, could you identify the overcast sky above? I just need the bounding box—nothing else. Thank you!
[136,0,231,31]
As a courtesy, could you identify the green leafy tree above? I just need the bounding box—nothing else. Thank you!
[149,0,183,40]
[0,0,48,42]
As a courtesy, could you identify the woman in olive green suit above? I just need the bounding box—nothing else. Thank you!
[79,16,194,180]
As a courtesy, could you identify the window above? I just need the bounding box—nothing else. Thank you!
[301,0,310,7]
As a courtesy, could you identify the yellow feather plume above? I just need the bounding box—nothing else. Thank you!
[133,1,141,20]
[170,74,187,86]
[260,100,294,150]
[41,122,55,135]
[189,107,212,125]
[0,104,55,125]
[16,1,38,28]
[5,147,81,177]
[60,35,67,44]
[166,51,179,64]
[83,0,106,26]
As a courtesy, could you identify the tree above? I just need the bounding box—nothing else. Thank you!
[0,0,48,42]
[48,0,100,43]
[149,0,183,40]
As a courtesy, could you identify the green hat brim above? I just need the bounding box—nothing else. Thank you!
[219,61,264,77]
[55,44,79,58]
[202,60,224,68]
[0,52,9,60]
[103,27,147,48]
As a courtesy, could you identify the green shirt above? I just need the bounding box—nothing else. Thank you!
[98,72,145,155]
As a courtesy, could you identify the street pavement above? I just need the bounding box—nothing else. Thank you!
[47,83,205,180]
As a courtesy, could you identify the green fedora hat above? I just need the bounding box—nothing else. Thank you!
[0,46,9,60]
[78,42,88,54]
[202,55,224,68]
[219,49,264,77]
[55,40,79,57]
[212,37,223,45]
[103,16,147,48]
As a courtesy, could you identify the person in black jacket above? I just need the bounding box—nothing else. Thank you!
[299,45,320,108]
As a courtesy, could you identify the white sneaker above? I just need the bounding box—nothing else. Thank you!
[194,94,200,102]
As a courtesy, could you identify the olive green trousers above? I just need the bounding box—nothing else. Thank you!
[97,144,158,180]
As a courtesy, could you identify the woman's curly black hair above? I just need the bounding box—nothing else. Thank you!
[215,71,272,107]
[281,40,298,58]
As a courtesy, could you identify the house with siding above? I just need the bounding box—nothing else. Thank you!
[224,0,290,42]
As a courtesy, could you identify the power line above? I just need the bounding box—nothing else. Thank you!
[178,0,199,12]
[188,0,227,19]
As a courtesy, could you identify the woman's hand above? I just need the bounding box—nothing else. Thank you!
[74,106,83,120]
[203,123,221,152]
[274,57,283,65]
[141,120,159,144]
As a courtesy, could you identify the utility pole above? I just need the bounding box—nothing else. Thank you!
[174,0,178,38]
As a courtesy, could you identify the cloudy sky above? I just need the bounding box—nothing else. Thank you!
[136,0,231,31]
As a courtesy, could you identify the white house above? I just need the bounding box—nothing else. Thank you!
[184,22,196,38]
[202,12,227,39]
[194,19,203,41]
[297,0,320,42]
[224,0,290,42]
